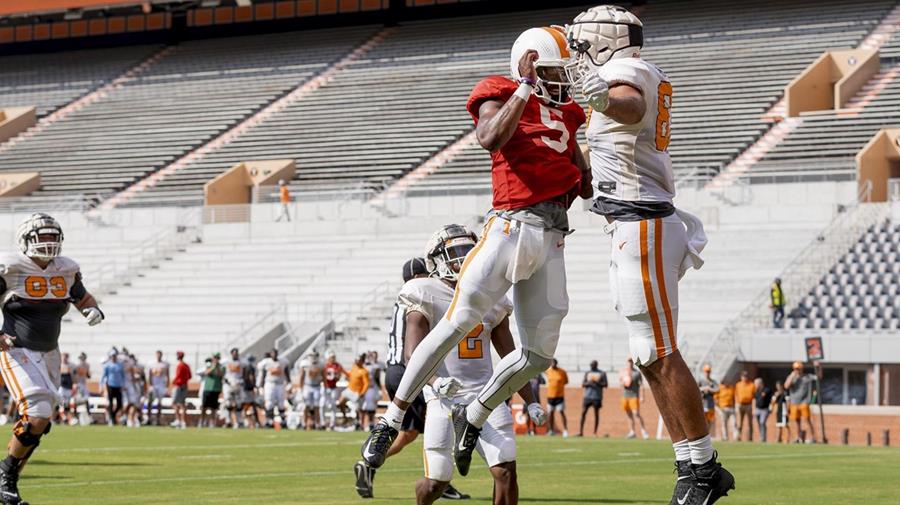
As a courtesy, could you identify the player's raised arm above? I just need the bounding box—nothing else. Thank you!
[583,76,646,125]
[474,50,538,152]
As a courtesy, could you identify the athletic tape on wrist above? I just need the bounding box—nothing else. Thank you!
[513,83,532,101]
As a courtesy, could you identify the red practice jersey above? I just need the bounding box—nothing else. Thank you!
[467,76,586,210]
[324,362,345,389]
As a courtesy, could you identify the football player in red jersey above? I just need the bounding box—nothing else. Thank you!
[362,26,590,475]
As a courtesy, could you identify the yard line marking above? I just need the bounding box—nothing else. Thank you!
[27,450,873,490]
[41,440,362,454]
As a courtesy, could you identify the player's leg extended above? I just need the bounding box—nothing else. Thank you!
[468,229,568,427]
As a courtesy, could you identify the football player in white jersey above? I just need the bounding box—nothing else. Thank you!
[256,349,290,427]
[0,213,104,505]
[223,348,246,429]
[147,350,170,426]
[297,351,323,431]
[566,6,733,504]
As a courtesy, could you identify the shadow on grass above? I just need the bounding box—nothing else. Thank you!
[29,460,150,467]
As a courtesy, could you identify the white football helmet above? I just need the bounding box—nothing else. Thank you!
[17,212,63,261]
[565,5,643,83]
[510,26,574,106]
[424,224,477,282]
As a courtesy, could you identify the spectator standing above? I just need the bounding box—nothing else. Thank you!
[620,358,649,440]
[771,380,791,443]
[200,354,225,428]
[785,362,817,443]
[322,350,349,430]
[363,351,386,431]
[754,378,773,443]
[579,360,607,437]
[770,277,785,328]
[338,354,370,430]
[546,359,569,437]
[716,379,737,441]
[526,373,545,435]
[735,371,757,441]
[171,351,192,429]
[276,179,291,222]
[697,364,719,439]
[101,350,125,426]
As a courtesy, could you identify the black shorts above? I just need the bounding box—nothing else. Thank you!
[385,364,426,433]
[583,398,602,409]
[202,391,220,410]
[548,397,565,408]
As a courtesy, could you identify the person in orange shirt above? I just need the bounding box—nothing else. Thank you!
[716,379,737,441]
[339,354,370,430]
[546,359,569,437]
[276,179,292,222]
[734,370,757,442]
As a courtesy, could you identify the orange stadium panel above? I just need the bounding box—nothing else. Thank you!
[0,28,13,44]
[88,18,107,36]
[146,13,166,30]
[339,0,360,12]
[0,1,141,16]
[255,3,274,20]
[194,8,213,26]
[214,6,234,25]
[297,0,316,17]
[14,25,33,42]
[126,15,145,32]
[361,0,381,10]
[318,0,338,15]
[234,6,253,22]
[275,1,295,18]
[107,16,126,34]
[51,22,69,38]
[33,24,51,40]
[69,20,87,37]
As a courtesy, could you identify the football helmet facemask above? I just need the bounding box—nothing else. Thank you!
[17,212,64,261]
[510,27,574,106]
[565,5,643,84]
[425,224,477,282]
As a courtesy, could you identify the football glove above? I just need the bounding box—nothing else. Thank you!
[82,306,104,326]
[527,402,547,426]
[433,377,462,399]
[582,72,610,112]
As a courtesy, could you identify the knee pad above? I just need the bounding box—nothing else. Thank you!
[13,420,50,447]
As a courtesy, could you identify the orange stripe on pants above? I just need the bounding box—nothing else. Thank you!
[639,221,666,359]
[653,218,677,353]
[1,351,28,416]
[446,216,496,320]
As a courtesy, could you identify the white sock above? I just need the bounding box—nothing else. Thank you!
[688,435,714,465]
[465,401,492,429]
[381,402,406,431]
[673,439,690,462]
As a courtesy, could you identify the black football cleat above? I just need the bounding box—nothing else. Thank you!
[451,404,481,477]
[353,460,375,498]
[683,453,735,505]
[668,460,693,505]
[441,483,470,500]
[360,420,398,469]
[0,460,26,505]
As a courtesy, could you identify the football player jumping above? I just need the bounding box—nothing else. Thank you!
[0,213,105,505]
[566,6,734,504]
[362,27,589,473]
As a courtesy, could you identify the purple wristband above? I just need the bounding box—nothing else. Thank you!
[517,77,536,86]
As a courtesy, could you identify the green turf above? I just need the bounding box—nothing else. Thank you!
[18,425,900,504]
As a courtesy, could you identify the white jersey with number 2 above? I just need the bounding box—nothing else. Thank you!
[587,57,674,203]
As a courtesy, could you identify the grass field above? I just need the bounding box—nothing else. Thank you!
[18,425,900,504]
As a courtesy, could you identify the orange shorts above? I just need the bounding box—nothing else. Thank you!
[621,397,639,413]
[789,403,811,421]
[705,410,715,422]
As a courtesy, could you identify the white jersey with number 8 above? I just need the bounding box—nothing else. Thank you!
[587,57,674,203]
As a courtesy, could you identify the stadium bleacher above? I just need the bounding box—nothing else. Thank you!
[0,27,376,200]
[792,217,900,331]
[0,45,160,118]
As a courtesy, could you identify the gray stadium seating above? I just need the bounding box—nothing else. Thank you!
[790,219,900,330]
